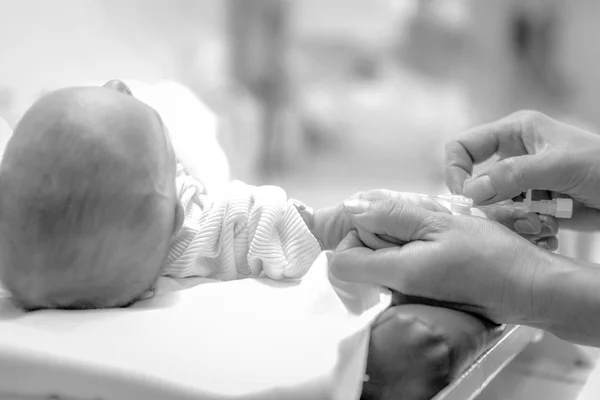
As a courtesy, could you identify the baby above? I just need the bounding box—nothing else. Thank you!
[0,81,555,310]
[0,81,345,309]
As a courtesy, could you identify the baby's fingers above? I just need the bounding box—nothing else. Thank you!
[536,215,558,238]
[480,204,542,235]
[533,236,559,252]
[357,228,406,250]
[479,202,559,239]
[517,214,558,240]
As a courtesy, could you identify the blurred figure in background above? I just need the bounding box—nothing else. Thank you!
[227,0,291,179]
[509,0,565,98]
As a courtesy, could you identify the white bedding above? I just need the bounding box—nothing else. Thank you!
[0,82,394,399]
[0,252,391,400]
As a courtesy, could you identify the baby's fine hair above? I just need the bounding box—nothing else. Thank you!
[0,88,176,310]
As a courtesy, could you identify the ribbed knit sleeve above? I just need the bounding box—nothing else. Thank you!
[163,176,322,281]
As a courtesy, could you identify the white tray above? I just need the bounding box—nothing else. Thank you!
[0,326,541,400]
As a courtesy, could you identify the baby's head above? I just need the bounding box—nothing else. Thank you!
[0,81,182,309]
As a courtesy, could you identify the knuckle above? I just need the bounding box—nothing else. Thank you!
[421,213,450,234]
[503,157,527,188]
[518,110,550,133]
[362,189,392,201]
[370,198,398,215]
[380,199,401,220]
[350,190,366,199]
[377,200,413,229]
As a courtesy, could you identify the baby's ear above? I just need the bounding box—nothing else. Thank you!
[173,201,185,236]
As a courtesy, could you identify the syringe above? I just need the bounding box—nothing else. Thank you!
[432,190,573,219]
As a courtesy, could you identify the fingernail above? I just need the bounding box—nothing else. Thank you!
[537,239,551,251]
[463,176,497,203]
[541,223,556,236]
[344,198,371,214]
[449,183,460,195]
[514,219,536,234]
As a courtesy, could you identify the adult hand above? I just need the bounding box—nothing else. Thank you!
[445,111,600,229]
[308,190,449,250]
[309,189,558,251]
[329,197,555,324]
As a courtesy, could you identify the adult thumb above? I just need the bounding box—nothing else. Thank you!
[463,154,552,205]
[342,198,439,242]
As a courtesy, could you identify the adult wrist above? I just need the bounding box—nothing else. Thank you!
[526,251,600,345]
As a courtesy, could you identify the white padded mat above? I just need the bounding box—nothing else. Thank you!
[0,253,391,400]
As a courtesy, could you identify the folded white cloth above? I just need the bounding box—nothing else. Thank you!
[0,253,391,400]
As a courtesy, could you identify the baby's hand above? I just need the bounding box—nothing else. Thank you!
[476,201,559,251]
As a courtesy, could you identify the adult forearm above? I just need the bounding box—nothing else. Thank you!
[530,252,600,346]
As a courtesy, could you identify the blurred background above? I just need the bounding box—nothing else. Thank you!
[2,1,600,398]
[4,0,600,208]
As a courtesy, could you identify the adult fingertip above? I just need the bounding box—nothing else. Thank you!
[445,167,469,195]
[328,251,349,280]
[463,175,497,204]
[449,177,464,195]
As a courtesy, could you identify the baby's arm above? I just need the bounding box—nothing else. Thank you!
[166,179,322,281]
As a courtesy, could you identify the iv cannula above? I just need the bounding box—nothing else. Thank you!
[431,191,573,219]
